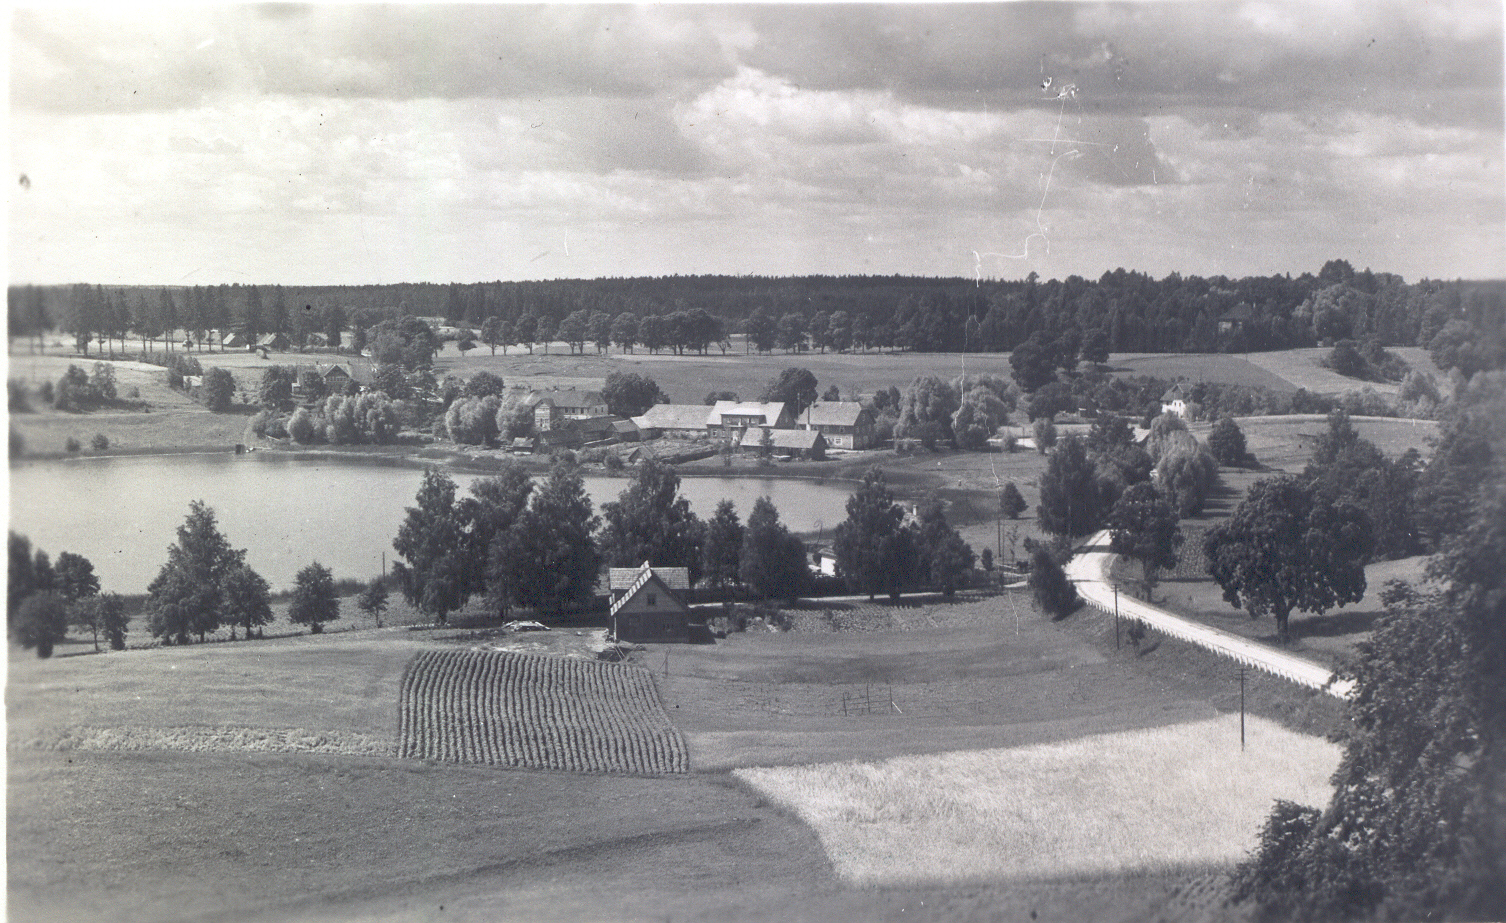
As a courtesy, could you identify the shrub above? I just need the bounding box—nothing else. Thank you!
[202,368,235,412]
[1001,431,1018,453]
[38,381,54,404]
[90,433,109,451]
[287,407,319,444]
[8,379,31,413]
[603,452,624,472]
[1126,620,1147,649]
[64,436,81,453]
[1028,546,1079,619]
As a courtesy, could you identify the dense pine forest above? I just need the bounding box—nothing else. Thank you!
[9,260,1506,371]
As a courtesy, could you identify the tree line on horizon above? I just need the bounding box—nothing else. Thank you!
[9,260,1505,370]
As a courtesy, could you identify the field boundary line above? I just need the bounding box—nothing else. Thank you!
[1066,531,1353,699]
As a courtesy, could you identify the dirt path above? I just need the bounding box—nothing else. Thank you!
[1066,530,1353,699]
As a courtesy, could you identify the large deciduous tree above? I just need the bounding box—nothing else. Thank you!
[701,499,744,600]
[602,371,668,418]
[146,501,249,644]
[896,375,960,448]
[222,563,272,640]
[915,498,975,597]
[1233,483,1506,922]
[393,469,470,625]
[1108,482,1183,600]
[760,367,818,416]
[490,461,601,615]
[1203,476,1373,642]
[1037,435,1110,538]
[597,458,705,585]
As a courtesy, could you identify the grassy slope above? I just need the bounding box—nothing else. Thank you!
[7,584,1332,923]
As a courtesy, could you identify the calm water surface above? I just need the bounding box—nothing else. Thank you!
[8,454,855,593]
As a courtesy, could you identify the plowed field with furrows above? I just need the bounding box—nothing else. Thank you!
[397,649,688,773]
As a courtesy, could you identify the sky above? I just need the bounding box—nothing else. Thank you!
[7,2,1504,287]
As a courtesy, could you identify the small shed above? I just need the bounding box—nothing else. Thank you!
[608,562,693,643]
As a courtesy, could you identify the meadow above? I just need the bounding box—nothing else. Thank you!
[735,712,1339,885]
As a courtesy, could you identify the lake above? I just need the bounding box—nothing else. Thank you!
[8,454,857,593]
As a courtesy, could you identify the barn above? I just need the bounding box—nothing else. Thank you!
[608,562,692,643]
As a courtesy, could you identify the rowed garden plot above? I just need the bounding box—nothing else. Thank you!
[397,649,688,774]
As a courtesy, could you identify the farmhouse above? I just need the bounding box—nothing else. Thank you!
[633,403,714,438]
[255,333,290,351]
[796,401,875,449]
[1218,303,1254,335]
[1161,383,1191,419]
[708,400,791,432]
[528,389,608,431]
[739,427,826,460]
[608,561,693,643]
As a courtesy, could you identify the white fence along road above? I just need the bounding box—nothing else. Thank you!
[1065,530,1354,699]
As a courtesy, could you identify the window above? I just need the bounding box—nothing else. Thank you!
[647,593,657,606]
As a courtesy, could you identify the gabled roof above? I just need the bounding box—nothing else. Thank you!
[610,419,639,434]
[710,400,787,426]
[1161,383,1189,402]
[739,427,824,450]
[608,563,690,591]
[633,404,713,430]
[800,401,867,427]
[545,389,603,406]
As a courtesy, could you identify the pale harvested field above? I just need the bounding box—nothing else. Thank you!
[736,712,1339,886]
[1240,347,1398,396]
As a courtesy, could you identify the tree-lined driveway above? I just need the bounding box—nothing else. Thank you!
[1065,530,1353,699]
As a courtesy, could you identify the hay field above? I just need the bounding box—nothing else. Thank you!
[1241,348,1399,396]
[736,712,1339,886]
[1107,354,1297,392]
[397,649,688,772]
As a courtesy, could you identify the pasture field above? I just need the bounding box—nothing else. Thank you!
[397,649,688,772]
[1106,353,1296,392]
[735,712,1339,885]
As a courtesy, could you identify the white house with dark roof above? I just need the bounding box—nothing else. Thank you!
[527,389,607,431]
[796,401,875,449]
[1161,383,1191,419]
[607,562,693,643]
[708,400,792,432]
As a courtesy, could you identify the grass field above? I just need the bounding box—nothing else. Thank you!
[736,712,1339,885]
[7,580,1342,922]
[1107,354,1297,392]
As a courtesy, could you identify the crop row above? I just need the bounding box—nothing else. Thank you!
[397,649,688,774]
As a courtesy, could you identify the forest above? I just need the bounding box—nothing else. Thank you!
[9,260,1506,366]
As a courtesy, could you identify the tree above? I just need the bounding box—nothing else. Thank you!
[701,499,744,601]
[776,312,807,352]
[952,385,1009,450]
[739,496,807,602]
[610,312,639,353]
[258,366,295,411]
[1108,482,1183,600]
[202,367,235,412]
[222,563,272,640]
[589,311,613,354]
[1081,328,1111,365]
[1232,484,1506,923]
[602,371,668,418]
[8,531,39,624]
[72,592,128,651]
[1032,418,1057,454]
[1010,332,1057,392]
[146,501,245,644]
[597,458,705,585]
[896,376,960,448]
[16,592,67,658]
[1000,482,1027,519]
[53,551,100,603]
[1204,476,1374,642]
[393,470,470,625]
[1028,547,1079,619]
[324,303,345,350]
[915,498,975,596]
[289,562,340,633]
[760,367,818,416]
[1208,415,1247,466]
[491,461,601,615]
[557,309,590,354]
[368,316,437,370]
[1037,436,1109,539]
[479,315,504,355]
[744,310,777,353]
[833,468,915,600]
[357,578,390,628]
